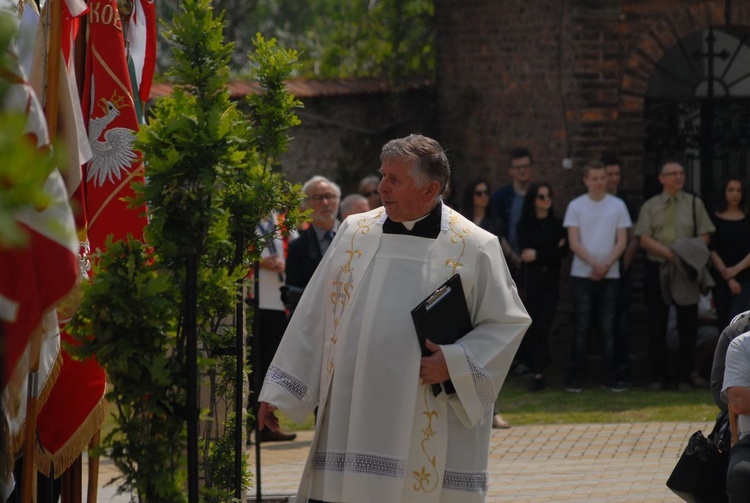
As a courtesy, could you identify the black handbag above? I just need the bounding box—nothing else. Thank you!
[666,411,731,503]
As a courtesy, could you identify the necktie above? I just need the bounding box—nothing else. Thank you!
[661,196,676,245]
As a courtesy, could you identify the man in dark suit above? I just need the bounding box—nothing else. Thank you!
[286,175,341,293]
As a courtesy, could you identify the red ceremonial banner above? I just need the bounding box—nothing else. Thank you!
[80,0,148,246]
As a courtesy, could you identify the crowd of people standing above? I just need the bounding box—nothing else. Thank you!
[461,147,750,396]
[252,144,750,435]
[248,134,750,502]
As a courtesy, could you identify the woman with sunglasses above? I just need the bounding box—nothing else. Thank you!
[517,183,568,391]
[459,178,502,236]
[459,178,509,428]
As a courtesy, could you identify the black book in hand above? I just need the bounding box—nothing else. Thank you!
[411,273,473,396]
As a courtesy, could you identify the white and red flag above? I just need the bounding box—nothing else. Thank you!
[0,28,79,463]
[35,0,149,474]
[125,0,156,117]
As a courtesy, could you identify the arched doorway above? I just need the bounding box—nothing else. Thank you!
[643,26,750,207]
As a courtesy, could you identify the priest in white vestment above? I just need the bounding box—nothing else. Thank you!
[259,134,531,503]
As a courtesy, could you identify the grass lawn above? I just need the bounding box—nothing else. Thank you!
[495,373,718,425]
[276,372,720,433]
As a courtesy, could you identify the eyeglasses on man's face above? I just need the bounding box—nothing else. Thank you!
[308,193,339,202]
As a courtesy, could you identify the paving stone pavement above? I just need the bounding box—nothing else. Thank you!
[248,421,713,503]
[84,421,713,502]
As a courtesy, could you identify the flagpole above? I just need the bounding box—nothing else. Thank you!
[41,0,62,138]
[22,0,63,500]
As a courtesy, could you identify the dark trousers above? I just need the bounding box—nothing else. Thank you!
[644,261,697,386]
[568,277,618,385]
[728,434,750,502]
[523,266,559,375]
[248,309,288,425]
[513,266,533,367]
[612,267,632,381]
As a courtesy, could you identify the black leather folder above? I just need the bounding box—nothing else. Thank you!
[411,273,473,396]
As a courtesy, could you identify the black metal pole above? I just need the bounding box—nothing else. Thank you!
[186,250,199,503]
[234,237,245,501]
[252,260,263,503]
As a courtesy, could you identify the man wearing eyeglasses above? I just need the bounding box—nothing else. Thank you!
[491,147,536,272]
[286,175,341,294]
[635,160,715,391]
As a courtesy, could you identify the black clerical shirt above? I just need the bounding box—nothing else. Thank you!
[381,202,442,239]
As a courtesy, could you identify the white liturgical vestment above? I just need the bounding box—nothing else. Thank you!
[259,204,531,503]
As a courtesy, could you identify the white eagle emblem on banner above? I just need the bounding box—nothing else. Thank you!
[86,86,138,187]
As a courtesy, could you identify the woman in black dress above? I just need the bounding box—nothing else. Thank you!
[710,177,750,330]
[517,183,568,391]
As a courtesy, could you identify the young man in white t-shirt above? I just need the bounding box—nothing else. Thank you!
[563,161,632,392]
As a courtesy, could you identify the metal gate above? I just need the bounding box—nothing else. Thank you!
[643,26,750,208]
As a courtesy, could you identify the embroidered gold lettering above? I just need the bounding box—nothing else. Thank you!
[89,1,123,31]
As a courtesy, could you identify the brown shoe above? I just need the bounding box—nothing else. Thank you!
[259,430,297,442]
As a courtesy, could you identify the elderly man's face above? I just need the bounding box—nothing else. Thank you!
[659,162,685,195]
[305,181,339,230]
[378,158,439,222]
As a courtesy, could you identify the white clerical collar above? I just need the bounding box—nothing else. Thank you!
[401,213,430,231]
[375,203,451,232]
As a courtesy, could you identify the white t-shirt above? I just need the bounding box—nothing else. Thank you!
[563,193,632,279]
[723,331,750,440]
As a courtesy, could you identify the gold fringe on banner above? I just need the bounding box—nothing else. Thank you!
[35,393,108,478]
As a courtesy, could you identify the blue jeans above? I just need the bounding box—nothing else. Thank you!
[567,277,619,386]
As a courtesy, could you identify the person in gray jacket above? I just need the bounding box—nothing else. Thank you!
[635,160,715,391]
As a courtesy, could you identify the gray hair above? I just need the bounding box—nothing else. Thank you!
[340,193,368,216]
[380,134,450,193]
[301,175,341,208]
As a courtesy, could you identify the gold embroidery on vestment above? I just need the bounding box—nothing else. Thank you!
[414,210,472,494]
[324,211,383,381]
[413,384,439,493]
[445,212,469,275]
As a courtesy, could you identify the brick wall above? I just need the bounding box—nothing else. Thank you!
[276,89,437,196]
[435,0,750,377]
[436,0,750,209]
